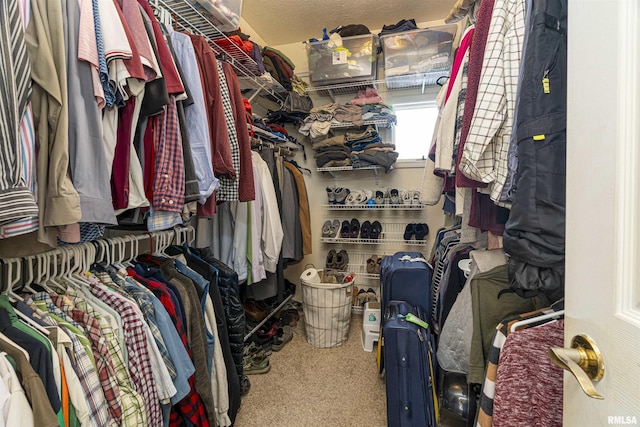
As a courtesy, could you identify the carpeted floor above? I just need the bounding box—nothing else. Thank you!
[235,313,387,426]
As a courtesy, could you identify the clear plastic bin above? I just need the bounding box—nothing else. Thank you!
[381,25,458,78]
[308,34,378,85]
[192,0,242,32]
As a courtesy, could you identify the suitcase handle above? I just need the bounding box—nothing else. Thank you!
[398,313,430,330]
[398,255,433,269]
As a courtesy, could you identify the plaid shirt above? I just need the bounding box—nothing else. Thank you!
[124,283,178,379]
[89,282,164,427]
[50,294,123,424]
[153,96,185,213]
[29,294,112,427]
[127,269,210,427]
[67,288,148,427]
[215,61,240,202]
[459,0,525,203]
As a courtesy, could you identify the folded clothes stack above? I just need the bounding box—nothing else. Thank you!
[299,103,397,138]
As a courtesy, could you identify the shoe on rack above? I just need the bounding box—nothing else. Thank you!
[350,218,361,239]
[340,220,351,238]
[412,190,422,205]
[321,220,333,237]
[334,187,350,204]
[389,188,400,204]
[360,190,374,205]
[356,289,368,306]
[369,221,382,239]
[375,256,383,274]
[243,300,267,322]
[404,223,416,241]
[366,255,378,274]
[331,219,341,238]
[366,288,377,303]
[326,186,336,204]
[272,326,293,352]
[374,189,386,205]
[335,249,349,271]
[326,249,337,269]
[345,190,360,205]
[414,223,429,240]
[360,220,371,239]
[401,189,413,205]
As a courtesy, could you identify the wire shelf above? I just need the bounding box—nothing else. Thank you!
[320,222,430,245]
[317,165,384,172]
[322,203,426,211]
[153,0,286,102]
[330,118,396,129]
[305,72,451,97]
[321,237,429,246]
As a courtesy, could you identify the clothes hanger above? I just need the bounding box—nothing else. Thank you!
[286,159,311,175]
[4,256,51,337]
[510,310,565,333]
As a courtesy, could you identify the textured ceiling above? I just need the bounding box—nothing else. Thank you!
[241,0,457,46]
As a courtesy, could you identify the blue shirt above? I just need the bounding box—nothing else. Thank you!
[169,30,219,203]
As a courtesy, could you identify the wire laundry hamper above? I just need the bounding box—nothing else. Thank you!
[301,270,354,348]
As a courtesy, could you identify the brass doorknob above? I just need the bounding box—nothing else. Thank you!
[549,334,605,400]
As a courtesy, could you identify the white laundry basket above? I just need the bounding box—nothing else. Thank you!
[301,269,354,348]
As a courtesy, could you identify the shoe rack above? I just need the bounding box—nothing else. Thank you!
[320,222,430,246]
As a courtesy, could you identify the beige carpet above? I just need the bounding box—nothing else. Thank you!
[235,313,387,427]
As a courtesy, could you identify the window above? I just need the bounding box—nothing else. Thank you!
[392,102,439,160]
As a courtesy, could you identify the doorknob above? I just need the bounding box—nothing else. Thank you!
[548,334,605,400]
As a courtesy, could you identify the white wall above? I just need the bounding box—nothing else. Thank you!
[246,19,457,289]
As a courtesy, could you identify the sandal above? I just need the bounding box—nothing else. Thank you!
[321,220,333,237]
[366,255,378,274]
[331,219,341,238]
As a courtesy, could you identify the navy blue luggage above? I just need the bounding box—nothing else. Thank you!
[380,252,432,319]
[383,301,438,427]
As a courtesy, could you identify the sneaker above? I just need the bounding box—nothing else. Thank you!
[244,357,271,375]
[272,326,293,352]
[240,375,251,396]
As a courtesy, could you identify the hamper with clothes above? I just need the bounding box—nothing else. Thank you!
[300,268,355,348]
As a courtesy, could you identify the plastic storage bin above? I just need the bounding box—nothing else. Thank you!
[381,25,457,78]
[308,34,378,85]
[301,269,354,348]
[191,0,242,32]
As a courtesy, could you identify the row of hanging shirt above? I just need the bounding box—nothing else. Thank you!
[0,240,246,427]
[427,0,568,301]
[0,0,259,258]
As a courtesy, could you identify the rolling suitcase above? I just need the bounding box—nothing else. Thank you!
[380,252,432,319]
[383,301,438,427]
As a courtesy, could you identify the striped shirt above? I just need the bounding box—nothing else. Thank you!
[0,0,39,226]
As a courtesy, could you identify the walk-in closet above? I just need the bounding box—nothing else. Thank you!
[0,0,638,426]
